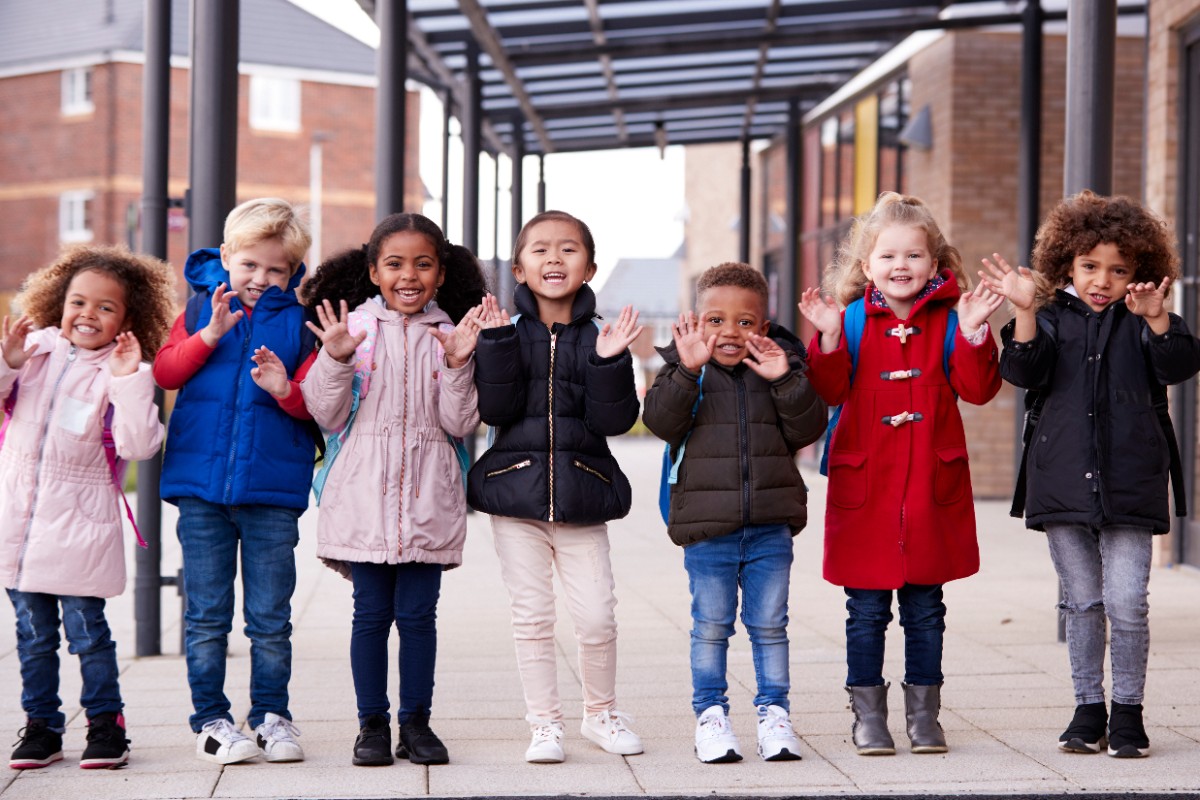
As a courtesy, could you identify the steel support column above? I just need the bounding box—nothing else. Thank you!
[462,42,482,253]
[1064,0,1116,196]
[376,0,408,218]
[740,138,752,264]
[779,98,800,331]
[135,0,172,658]
[505,115,525,306]
[1016,0,1043,477]
[441,87,452,233]
[537,154,546,214]
[187,0,239,250]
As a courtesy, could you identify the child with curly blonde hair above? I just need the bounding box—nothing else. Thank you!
[980,191,1200,759]
[2,244,176,770]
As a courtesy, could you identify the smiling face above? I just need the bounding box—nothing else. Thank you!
[60,269,129,350]
[861,223,938,319]
[370,230,444,314]
[697,285,770,367]
[221,237,294,308]
[512,218,597,325]
[1069,241,1132,313]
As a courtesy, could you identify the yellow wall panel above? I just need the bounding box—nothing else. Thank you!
[854,95,879,214]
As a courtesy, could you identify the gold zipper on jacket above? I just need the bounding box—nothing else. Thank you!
[547,332,557,522]
[486,459,532,478]
[572,459,611,484]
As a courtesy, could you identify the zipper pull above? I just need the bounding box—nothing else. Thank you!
[67,344,77,362]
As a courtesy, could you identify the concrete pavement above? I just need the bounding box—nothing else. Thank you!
[1,435,1199,799]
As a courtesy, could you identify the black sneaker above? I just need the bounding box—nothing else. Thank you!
[10,718,64,770]
[1057,702,1107,753]
[397,712,449,765]
[1107,701,1150,758]
[352,714,393,766]
[80,712,130,769]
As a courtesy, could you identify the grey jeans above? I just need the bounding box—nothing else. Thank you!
[1045,524,1152,705]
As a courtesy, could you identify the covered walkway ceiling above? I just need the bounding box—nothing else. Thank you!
[355,0,1130,155]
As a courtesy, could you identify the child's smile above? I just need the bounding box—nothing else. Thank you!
[862,224,938,319]
[370,231,444,314]
[512,218,597,324]
[1069,242,1132,313]
[698,285,770,367]
[60,269,128,349]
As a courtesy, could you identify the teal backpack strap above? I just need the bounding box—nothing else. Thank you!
[943,309,958,379]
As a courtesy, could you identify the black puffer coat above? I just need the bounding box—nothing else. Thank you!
[1001,290,1200,534]
[467,284,639,524]
[642,325,828,546]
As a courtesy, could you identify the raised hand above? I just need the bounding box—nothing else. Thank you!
[250,345,291,398]
[1125,275,1173,319]
[672,311,715,372]
[595,305,644,359]
[200,283,245,348]
[956,283,1005,335]
[743,334,789,380]
[2,315,35,370]
[306,299,367,363]
[798,288,842,337]
[432,304,486,369]
[477,293,512,329]
[978,254,1036,311]
[109,331,143,377]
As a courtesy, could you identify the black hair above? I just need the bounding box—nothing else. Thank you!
[302,213,488,323]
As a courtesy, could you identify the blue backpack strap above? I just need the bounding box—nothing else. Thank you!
[658,364,705,524]
[943,309,958,378]
[820,299,865,476]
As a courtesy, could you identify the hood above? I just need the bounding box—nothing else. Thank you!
[183,247,308,296]
[513,282,598,327]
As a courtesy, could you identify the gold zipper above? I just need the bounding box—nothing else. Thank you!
[486,459,533,478]
[572,459,611,484]
[547,332,557,521]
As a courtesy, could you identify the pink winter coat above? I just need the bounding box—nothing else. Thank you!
[301,299,478,573]
[0,328,164,598]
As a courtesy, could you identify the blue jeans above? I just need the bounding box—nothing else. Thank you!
[177,498,300,732]
[683,523,793,716]
[7,590,122,729]
[349,561,443,725]
[1046,524,1152,705]
[845,584,945,687]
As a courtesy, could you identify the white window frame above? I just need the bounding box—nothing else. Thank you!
[61,67,94,115]
[249,74,301,132]
[59,191,95,243]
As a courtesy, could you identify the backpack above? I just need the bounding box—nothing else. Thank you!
[657,366,705,524]
[310,306,470,504]
[818,298,958,476]
[1,381,145,547]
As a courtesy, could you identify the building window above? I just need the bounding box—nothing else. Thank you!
[59,191,95,242]
[61,67,94,115]
[249,75,301,132]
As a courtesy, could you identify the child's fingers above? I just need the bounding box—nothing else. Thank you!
[1160,275,1174,294]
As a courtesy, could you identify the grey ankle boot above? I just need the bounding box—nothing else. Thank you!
[846,684,895,755]
[903,682,948,753]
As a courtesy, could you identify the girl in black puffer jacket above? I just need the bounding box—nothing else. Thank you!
[468,210,644,764]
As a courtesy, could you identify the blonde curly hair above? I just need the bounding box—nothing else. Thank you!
[823,191,969,308]
[15,244,178,358]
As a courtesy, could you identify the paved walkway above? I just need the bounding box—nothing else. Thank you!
[2,436,1199,799]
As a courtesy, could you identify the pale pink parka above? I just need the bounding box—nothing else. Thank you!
[301,299,478,574]
[0,328,164,598]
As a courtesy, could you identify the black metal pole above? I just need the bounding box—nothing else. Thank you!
[441,87,452,234]
[462,41,481,254]
[187,0,239,251]
[779,98,800,332]
[505,115,524,308]
[492,151,501,289]
[739,137,752,264]
[135,0,171,659]
[1017,0,1043,476]
[375,0,408,219]
[537,154,546,214]
[1064,0,1116,196]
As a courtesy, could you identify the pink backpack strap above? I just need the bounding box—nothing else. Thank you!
[102,404,146,548]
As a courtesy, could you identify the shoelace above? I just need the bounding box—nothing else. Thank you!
[530,724,562,744]
[13,723,51,748]
[205,718,250,742]
[759,709,794,737]
[699,713,731,738]
[593,710,635,737]
[261,717,301,743]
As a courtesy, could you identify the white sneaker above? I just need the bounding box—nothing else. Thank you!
[756,704,802,761]
[694,705,742,763]
[580,709,643,755]
[255,713,304,762]
[525,719,565,764]
[196,719,261,764]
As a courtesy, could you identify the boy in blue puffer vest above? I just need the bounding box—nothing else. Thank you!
[154,198,315,766]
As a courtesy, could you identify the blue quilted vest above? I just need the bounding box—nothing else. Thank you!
[160,248,313,509]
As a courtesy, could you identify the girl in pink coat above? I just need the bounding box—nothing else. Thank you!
[799,193,1002,757]
[1,245,176,771]
[291,213,486,768]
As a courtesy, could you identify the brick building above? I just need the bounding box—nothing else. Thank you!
[0,0,421,305]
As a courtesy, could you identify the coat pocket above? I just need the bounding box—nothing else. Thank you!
[828,450,867,509]
[933,446,969,505]
[571,458,612,484]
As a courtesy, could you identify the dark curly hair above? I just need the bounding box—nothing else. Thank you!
[1031,191,1179,307]
[696,262,769,308]
[302,213,487,324]
[15,244,178,358]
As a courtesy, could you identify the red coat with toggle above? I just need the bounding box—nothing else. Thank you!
[807,276,1001,590]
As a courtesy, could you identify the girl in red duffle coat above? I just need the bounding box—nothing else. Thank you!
[798,192,1002,757]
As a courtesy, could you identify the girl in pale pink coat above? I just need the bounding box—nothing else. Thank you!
[1,245,176,771]
[291,213,486,767]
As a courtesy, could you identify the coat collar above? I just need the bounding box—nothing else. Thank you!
[863,268,961,318]
[513,282,598,327]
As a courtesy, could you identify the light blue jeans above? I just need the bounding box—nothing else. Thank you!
[1045,524,1152,706]
[683,523,793,716]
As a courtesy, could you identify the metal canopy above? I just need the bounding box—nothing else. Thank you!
[357,0,1115,155]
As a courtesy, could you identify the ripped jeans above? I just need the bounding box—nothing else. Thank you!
[1045,524,1152,706]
